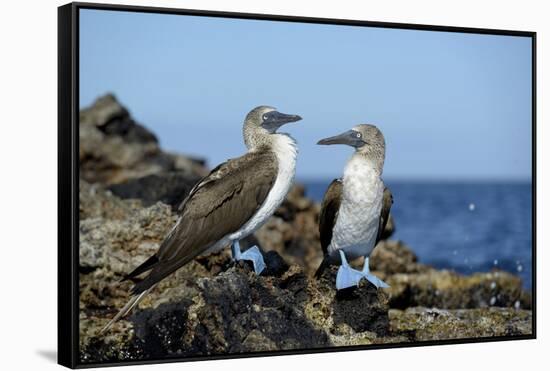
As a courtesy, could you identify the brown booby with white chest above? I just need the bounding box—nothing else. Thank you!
[315,124,393,290]
[101,106,302,332]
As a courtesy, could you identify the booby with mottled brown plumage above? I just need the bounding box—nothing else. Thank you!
[315,124,393,290]
[101,106,302,332]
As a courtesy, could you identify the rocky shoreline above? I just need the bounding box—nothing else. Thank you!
[78,95,532,364]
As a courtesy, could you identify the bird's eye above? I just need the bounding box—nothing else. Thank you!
[356,133,362,138]
[263,115,268,121]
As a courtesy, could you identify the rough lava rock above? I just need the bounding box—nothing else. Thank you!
[389,307,532,341]
[80,94,207,186]
[385,268,531,310]
[369,240,531,310]
[107,172,202,210]
[79,182,532,363]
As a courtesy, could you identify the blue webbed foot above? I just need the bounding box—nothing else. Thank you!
[336,264,364,290]
[231,241,266,275]
[240,246,266,274]
[335,251,389,290]
[360,257,390,289]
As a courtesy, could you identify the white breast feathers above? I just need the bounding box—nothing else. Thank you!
[329,154,384,259]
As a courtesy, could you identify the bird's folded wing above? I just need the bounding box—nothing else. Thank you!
[131,151,277,295]
[375,186,393,244]
[314,179,343,278]
[318,178,343,255]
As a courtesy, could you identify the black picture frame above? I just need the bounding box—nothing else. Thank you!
[58,2,537,369]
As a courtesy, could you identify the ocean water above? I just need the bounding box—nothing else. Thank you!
[303,180,533,289]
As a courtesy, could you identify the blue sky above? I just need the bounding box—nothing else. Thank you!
[79,9,532,181]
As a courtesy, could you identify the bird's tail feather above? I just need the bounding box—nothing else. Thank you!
[100,289,150,334]
[120,255,159,282]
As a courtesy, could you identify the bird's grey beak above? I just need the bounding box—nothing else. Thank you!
[261,111,302,133]
[317,130,366,148]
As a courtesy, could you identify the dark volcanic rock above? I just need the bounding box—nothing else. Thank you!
[97,111,157,144]
[78,183,394,361]
[80,263,393,362]
[332,286,389,336]
[131,301,193,358]
[182,266,331,355]
[80,94,207,185]
[78,178,532,363]
[108,172,202,209]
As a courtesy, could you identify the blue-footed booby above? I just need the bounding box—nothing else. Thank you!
[315,124,393,290]
[101,106,301,332]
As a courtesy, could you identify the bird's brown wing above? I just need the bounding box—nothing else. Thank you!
[375,186,393,244]
[175,160,228,215]
[130,150,278,294]
[319,179,343,255]
[314,179,343,277]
